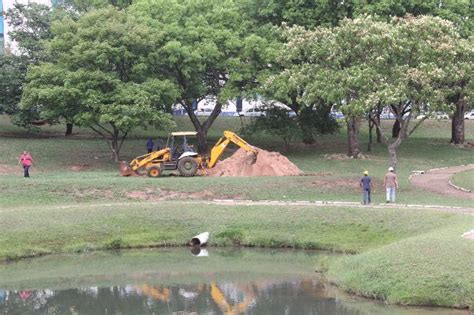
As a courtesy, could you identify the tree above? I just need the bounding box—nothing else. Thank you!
[3,3,77,132]
[366,16,470,166]
[130,0,274,154]
[242,0,473,146]
[6,3,58,63]
[355,0,473,144]
[21,7,176,161]
[0,55,28,116]
[245,106,300,150]
[434,36,473,145]
[238,0,356,28]
[355,0,473,38]
[275,16,466,167]
[263,69,338,144]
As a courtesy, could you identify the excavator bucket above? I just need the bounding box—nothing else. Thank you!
[119,161,138,176]
[245,151,258,165]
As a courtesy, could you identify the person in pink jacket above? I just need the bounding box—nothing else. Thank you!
[18,151,33,178]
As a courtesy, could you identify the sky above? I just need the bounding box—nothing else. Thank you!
[1,0,52,53]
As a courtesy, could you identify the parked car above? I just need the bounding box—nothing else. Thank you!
[194,108,213,116]
[239,108,266,117]
[464,111,474,120]
[381,111,395,119]
[416,113,428,120]
[287,110,297,117]
[434,112,449,120]
[330,111,344,119]
[220,111,238,117]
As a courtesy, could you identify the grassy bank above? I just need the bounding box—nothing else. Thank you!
[328,227,474,309]
[451,169,474,191]
[1,201,473,308]
[3,202,467,260]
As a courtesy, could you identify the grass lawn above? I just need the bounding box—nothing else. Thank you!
[0,114,473,309]
[451,169,474,192]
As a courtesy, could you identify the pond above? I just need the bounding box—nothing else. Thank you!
[0,248,469,314]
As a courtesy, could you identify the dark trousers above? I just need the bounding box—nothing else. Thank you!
[363,189,371,204]
[147,149,153,153]
[23,165,30,178]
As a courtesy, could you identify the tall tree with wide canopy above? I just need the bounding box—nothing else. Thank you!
[356,0,473,143]
[21,7,176,161]
[130,0,273,153]
[241,0,473,146]
[1,3,60,129]
[276,15,468,167]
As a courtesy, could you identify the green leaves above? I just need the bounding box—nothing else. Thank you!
[21,7,176,160]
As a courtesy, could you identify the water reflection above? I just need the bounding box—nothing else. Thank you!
[0,279,361,314]
[0,248,470,315]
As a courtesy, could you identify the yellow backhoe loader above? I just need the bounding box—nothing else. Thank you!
[120,130,257,177]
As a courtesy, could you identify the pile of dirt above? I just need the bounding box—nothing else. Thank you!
[207,148,302,177]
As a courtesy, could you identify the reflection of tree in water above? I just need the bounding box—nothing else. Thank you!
[0,279,361,314]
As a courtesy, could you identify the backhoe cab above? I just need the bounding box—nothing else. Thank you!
[120,130,257,178]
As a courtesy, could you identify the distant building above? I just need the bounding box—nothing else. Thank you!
[1,0,53,54]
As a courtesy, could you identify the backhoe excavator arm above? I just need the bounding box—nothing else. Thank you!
[207,130,258,168]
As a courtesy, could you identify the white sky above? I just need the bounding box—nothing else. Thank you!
[2,0,52,53]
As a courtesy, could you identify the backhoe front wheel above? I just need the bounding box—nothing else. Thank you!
[177,157,198,177]
[146,165,161,178]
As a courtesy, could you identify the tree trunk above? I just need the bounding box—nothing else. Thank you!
[65,123,73,136]
[110,127,121,162]
[450,98,465,144]
[110,137,119,162]
[388,143,398,169]
[300,122,315,145]
[368,119,373,152]
[375,113,382,143]
[392,120,400,138]
[346,117,361,158]
[196,127,209,155]
[184,100,222,155]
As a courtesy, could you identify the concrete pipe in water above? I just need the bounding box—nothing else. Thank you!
[190,232,209,246]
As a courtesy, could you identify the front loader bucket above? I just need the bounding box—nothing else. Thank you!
[119,161,138,176]
[245,151,258,165]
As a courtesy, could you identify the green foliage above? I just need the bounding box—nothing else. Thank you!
[275,15,471,164]
[5,3,58,63]
[298,104,339,136]
[239,0,355,28]
[21,7,176,160]
[0,55,28,116]
[245,106,300,149]
[130,0,276,152]
[355,0,473,38]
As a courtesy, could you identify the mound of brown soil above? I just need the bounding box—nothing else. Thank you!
[207,148,302,177]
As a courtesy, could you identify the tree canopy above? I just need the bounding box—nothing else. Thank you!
[21,7,176,160]
[129,0,276,153]
[274,15,471,166]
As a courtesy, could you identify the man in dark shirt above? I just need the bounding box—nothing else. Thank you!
[360,170,373,205]
[146,138,154,153]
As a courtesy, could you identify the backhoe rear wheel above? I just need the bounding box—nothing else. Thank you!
[177,156,198,177]
[146,165,161,178]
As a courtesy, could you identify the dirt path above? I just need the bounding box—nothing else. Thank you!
[2,199,472,215]
[410,164,474,200]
